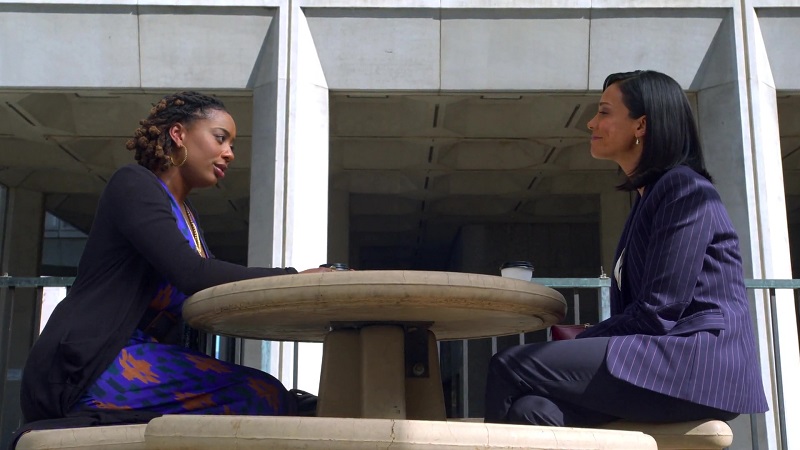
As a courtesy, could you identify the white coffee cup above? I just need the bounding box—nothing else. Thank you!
[500,261,534,281]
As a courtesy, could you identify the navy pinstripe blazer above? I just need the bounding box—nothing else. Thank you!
[579,165,768,413]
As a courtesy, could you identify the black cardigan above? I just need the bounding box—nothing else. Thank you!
[20,164,295,424]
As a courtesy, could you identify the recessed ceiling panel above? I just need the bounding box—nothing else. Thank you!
[0,138,84,169]
[551,142,619,171]
[429,197,517,216]
[54,137,127,170]
[778,96,800,143]
[0,102,32,136]
[330,96,436,137]
[345,171,424,195]
[333,139,430,170]
[542,172,622,195]
[350,214,420,233]
[0,168,35,189]
[354,230,418,247]
[20,170,104,194]
[18,94,77,134]
[782,138,800,163]
[437,139,551,170]
[350,194,422,216]
[518,195,599,218]
[440,96,587,138]
[430,172,534,196]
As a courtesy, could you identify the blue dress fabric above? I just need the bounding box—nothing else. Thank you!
[73,183,290,416]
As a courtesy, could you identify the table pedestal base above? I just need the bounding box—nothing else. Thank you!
[317,325,446,420]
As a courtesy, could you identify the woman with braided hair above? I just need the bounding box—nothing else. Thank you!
[17,92,329,434]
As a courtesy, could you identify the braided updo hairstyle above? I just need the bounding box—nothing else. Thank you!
[126,91,227,172]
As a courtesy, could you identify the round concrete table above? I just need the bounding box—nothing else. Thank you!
[183,270,566,421]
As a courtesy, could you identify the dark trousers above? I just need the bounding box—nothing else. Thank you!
[484,337,738,426]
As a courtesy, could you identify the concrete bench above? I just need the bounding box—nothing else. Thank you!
[15,424,146,449]
[598,420,733,450]
[19,416,727,449]
[144,415,658,449]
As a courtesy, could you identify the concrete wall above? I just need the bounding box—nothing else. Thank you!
[1,1,799,449]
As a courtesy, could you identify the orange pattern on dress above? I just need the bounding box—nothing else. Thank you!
[92,400,132,410]
[175,392,217,411]
[120,349,160,384]
[247,377,281,410]
[185,354,232,374]
[149,285,174,310]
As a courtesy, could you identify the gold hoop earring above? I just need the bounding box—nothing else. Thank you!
[169,145,189,167]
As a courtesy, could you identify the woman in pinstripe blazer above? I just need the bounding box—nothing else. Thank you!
[484,70,769,426]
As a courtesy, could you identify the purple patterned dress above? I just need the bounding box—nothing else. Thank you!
[73,184,290,416]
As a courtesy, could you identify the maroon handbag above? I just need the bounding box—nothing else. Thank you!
[550,323,591,340]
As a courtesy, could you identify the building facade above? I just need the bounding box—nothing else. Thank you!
[1,1,798,449]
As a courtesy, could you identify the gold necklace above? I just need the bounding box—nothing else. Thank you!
[184,203,206,258]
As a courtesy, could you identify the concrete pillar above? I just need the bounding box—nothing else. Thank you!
[693,7,798,449]
[283,7,329,271]
[283,7,329,394]
[245,9,287,376]
[0,188,44,447]
[738,6,799,449]
[246,6,330,392]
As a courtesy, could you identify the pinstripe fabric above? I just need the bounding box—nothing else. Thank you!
[579,166,768,413]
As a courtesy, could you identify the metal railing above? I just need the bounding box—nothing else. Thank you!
[450,277,799,450]
[1,276,798,449]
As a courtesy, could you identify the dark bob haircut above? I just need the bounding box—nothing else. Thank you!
[603,70,712,191]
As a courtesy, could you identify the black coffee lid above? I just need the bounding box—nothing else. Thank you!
[500,261,534,270]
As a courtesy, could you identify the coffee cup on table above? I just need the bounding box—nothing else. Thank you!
[500,261,534,281]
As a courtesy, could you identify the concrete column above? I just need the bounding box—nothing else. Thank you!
[281,7,330,394]
[244,7,288,376]
[738,5,799,449]
[693,7,798,449]
[246,5,330,391]
[283,7,329,270]
[0,188,44,447]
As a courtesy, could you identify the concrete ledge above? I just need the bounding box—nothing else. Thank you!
[15,424,147,450]
[598,420,733,449]
[144,415,658,449]
[18,416,728,449]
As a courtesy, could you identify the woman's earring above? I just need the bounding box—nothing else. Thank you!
[635,137,640,146]
[169,145,189,167]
